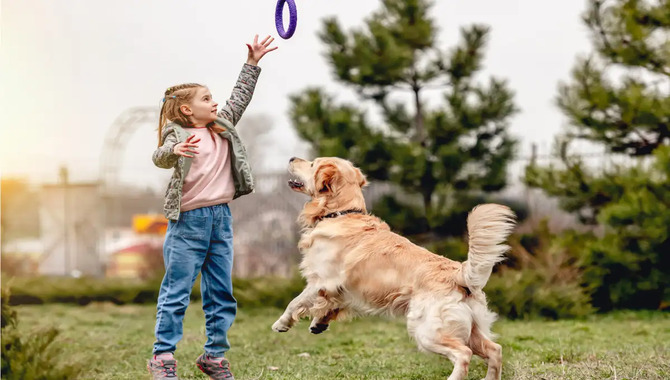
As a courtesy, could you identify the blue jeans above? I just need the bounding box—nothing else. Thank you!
[153,204,236,357]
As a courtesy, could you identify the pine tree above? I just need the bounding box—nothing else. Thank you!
[290,0,517,238]
[525,0,670,310]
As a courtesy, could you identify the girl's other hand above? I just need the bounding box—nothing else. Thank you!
[246,35,278,66]
[173,135,200,158]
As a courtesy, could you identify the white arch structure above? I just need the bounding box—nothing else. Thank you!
[99,106,159,192]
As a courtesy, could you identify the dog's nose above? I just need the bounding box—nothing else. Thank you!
[289,157,297,163]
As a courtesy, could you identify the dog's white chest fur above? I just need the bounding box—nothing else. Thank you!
[300,237,345,292]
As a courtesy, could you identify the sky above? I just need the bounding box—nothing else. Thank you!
[0,0,593,191]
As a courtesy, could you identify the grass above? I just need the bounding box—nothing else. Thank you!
[14,303,670,379]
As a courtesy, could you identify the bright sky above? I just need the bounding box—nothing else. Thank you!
[0,0,591,190]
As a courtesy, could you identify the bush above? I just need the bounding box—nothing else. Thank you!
[581,149,670,311]
[486,268,594,320]
[3,276,163,306]
[1,287,83,379]
[1,273,305,310]
[485,220,595,320]
[233,274,305,309]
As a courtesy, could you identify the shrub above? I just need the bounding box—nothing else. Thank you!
[1,273,305,310]
[486,268,594,320]
[233,274,305,309]
[1,287,83,379]
[485,220,594,319]
[3,276,163,306]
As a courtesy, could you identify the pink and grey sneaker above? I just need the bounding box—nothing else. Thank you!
[196,354,235,380]
[148,354,179,379]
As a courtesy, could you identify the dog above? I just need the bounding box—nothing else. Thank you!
[272,156,516,380]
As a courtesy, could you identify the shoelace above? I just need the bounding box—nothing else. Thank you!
[164,367,176,377]
[160,361,177,378]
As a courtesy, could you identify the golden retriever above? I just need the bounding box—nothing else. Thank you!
[272,157,515,380]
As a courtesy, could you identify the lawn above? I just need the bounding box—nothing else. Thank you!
[14,303,670,379]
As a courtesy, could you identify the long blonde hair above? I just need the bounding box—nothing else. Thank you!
[157,83,204,146]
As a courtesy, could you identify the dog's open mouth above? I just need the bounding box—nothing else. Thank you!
[288,178,305,190]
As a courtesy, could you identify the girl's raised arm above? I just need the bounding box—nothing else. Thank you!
[218,35,277,126]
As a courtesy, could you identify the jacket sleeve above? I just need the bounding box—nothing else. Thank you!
[217,63,262,126]
[152,126,180,169]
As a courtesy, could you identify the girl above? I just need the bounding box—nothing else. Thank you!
[148,35,277,380]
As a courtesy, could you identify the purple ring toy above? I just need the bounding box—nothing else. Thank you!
[275,0,297,39]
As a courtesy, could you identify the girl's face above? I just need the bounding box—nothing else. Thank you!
[182,87,218,126]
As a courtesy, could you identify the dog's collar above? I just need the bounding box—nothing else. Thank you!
[317,209,365,222]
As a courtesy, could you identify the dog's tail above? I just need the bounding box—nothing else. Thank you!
[460,204,516,291]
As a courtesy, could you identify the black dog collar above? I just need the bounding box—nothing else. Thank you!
[318,209,365,221]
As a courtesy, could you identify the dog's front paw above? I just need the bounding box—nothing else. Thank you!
[310,323,329,334]
[272,319,292,333]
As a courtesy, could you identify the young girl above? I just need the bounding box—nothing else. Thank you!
[148,35,277,380]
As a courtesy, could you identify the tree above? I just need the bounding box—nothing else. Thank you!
[290,0,517,238]
[525,0,670,310]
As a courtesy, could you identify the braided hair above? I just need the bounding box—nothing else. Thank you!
[157,83,204,146]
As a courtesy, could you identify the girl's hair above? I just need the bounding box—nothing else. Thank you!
[157,83,204,146]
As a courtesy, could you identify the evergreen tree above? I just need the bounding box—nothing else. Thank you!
[525,0,670,310]
[290,0,517,238]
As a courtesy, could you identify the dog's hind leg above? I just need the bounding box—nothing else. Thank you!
[272,286,318,332]
[416,333,472,380]
[469,326,502,380]
[408,299,473,380]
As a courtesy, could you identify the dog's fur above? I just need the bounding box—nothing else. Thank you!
[272,157,516,380]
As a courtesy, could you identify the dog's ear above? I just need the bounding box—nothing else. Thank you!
[355,168,368,188]
[315,164,337,194]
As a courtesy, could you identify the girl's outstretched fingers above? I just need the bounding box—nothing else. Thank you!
[247,34,278,65]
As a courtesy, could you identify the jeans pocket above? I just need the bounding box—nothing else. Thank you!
[217,215,234,240]
[176,214,208,240]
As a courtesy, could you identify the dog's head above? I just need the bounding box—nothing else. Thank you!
[288,157,368,225]
[288,156,367,196]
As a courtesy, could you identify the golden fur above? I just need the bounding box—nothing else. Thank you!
[272,157,516,380]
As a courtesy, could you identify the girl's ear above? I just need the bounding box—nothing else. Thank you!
[314,164,337,194]
[180,104,193,116]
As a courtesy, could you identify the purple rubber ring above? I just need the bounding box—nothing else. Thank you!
[275,0,297,39]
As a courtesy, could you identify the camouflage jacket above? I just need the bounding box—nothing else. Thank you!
[152,63,261,220]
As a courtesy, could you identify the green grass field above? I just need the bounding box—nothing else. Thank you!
[14,303,670,379]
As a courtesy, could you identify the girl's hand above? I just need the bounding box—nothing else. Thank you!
[173,135,200,158]
[246,35,278,66]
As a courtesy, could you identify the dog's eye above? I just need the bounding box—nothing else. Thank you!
[311,163,314,167]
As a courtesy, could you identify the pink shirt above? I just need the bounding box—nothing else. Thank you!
[180,127,235,212]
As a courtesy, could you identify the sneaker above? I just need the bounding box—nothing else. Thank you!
[147,356,179,379]
[196,354,235,380]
